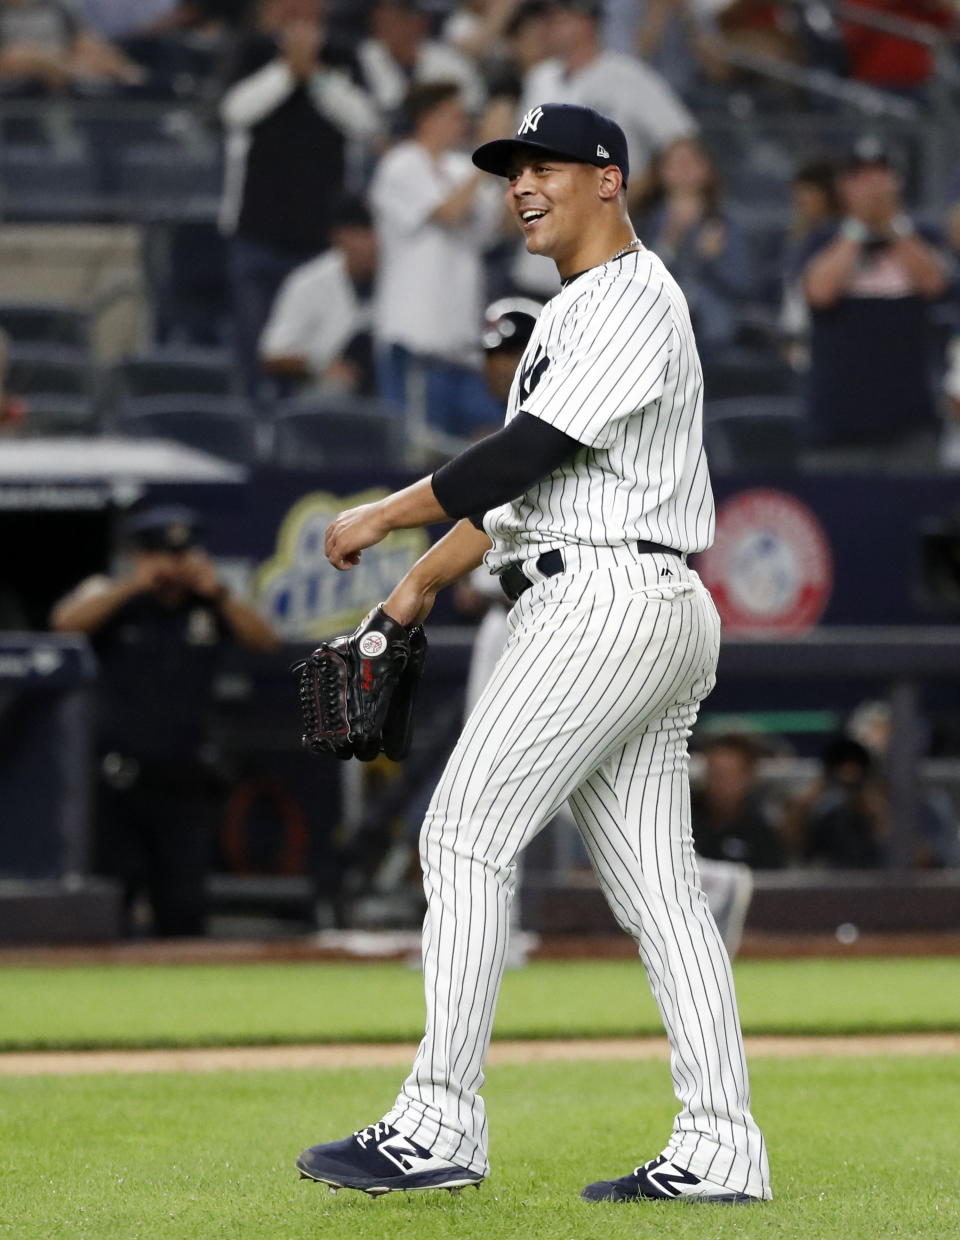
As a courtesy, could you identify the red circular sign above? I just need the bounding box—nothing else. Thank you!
[697,489,833,633]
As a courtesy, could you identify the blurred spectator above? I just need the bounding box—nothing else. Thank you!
[443,0,524,64]
[80,1,242,91]
[494,0,549,93]
[50,505,277,938]
[370,80,503,439]
[639,136,752,361]
[633,0,728,97]
[80,1,244,40]
[842,0,954,92]
[847,699,960,867]
[942,335,960,468]
[0,327,27,435]
[357,0,485,125]
[780,157,840,371]
[0,0,146,92]
[81,1,190,39]
[691,733,786,869]
[219,0,380,401]
[791,736,887,868]
[800,137,950,468]
[259,196,378,396]
[712,0,805,71]
[520,0,697,210]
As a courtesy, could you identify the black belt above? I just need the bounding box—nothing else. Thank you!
[498,540,682,603]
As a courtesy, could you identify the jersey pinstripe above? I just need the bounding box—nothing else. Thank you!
[482,246,714,572]
[379,237,771,1203]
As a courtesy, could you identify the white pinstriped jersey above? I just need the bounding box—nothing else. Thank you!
[482,245,714,572]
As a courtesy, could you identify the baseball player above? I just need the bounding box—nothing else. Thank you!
[298,102,771,1204]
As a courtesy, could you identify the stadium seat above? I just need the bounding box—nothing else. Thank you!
[6,345,96,398]
[271,397,402,468]
[112,348,236,401]
[115,143,223,216]
[0,303,90,350]
[117,396,258,465]
[703,350,797,400]
[703,396,805,472]
[0,147,99,220]
[17,395,100,437]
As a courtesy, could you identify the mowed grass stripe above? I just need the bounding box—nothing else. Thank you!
[0,957,958,1050]
[3,1057,958,1240]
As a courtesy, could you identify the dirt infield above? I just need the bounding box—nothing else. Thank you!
[3,930,960,968]
[2,1032,957,1077]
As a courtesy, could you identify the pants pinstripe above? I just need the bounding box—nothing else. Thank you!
[384,548,770,1198]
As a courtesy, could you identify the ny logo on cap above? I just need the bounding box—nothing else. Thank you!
[597,144,609,158]
[517,105,544,136]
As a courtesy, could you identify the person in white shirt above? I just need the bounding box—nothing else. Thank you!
[259,197,378,396]
[358,0,485,125]
[369,79,503,438]
[219,0,381,401]
[521,0,696,206]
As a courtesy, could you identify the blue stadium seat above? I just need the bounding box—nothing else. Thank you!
[117,396,258,465]
[6,345,96,398]
[112,348,236,401]
[115,143,223,216]
[271,397,402,469]
[703,396,806,472]
[0,147,99,220]
[18,395,100,437]
[0,302,90,350]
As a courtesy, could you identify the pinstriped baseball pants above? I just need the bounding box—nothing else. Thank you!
[383,548,771,1199]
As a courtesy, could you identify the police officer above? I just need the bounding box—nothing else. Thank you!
[51,506,277,937]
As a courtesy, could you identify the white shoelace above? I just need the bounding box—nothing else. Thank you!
[354,1122,390,1146]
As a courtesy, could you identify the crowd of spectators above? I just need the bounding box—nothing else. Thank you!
[1,0,960,462]
[691,722,960,872]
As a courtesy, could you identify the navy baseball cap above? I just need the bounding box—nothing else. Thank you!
[125,505,201,552]
[841,135,895,174]
[472,102,629,184]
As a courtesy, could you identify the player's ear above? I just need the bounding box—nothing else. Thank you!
[597,166,624,202]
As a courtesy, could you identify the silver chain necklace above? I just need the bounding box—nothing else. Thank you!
[609,238,642,264]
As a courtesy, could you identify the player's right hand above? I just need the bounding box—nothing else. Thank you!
[325,501,391,570]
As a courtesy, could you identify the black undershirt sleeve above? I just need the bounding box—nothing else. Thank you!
[431,411,584,523]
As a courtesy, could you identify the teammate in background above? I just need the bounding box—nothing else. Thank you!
[297,103,771,1205]
[51,506,277,937]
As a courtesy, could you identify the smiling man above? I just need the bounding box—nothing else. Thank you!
[296,102,772,1207]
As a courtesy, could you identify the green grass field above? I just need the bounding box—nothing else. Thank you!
[2,956,957,1239]
[4,1057,957,1240]
[1,957,959,1050]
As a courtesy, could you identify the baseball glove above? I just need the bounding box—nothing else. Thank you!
[292,604,427,763]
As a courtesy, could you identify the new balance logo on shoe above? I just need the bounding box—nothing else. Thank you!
[580,1154,767,1204]
[377,1134,456,1176]
[296,1122,485,1198]
[647,1162,702,1196]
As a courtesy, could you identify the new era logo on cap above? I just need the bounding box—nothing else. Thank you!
[472,103,630,184]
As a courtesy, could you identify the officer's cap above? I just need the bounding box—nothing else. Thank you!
[124,505,201,553]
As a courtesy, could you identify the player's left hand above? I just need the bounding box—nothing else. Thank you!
[325,502,391,570]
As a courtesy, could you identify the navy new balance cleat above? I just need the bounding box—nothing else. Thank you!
[296,1122,484,1198]
[581,1154,767,1203]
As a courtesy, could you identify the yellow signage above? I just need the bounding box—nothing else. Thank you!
[257,490,430,640]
